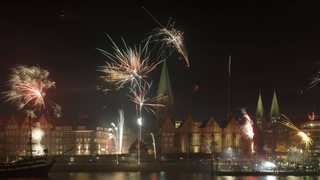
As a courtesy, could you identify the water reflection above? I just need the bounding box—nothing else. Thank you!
[0,172,318,180]
[63,173,320,180]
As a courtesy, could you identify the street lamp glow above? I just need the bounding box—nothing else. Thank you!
[138,118,142,126]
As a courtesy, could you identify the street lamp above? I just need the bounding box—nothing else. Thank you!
[137,117,142,164]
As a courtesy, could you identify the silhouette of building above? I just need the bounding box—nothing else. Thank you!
[254,88,292,158]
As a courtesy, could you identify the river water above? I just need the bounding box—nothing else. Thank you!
[0,172,318,180]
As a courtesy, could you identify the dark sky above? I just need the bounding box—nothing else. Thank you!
[1,1,320,126]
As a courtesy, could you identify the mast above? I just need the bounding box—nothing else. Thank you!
[227,54,231,120]
[29,115,33,158]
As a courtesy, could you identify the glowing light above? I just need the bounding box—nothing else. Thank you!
[34,144,45,156]
[260,160,277,171]
[137,118,142,126]
[32,128,44,142]
[308,112,318,121]
[279,114,313,149]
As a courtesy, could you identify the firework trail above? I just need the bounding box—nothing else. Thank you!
[117,108,124,154]
[300,62,320,94]
[108,109,125,164]
[108,126,118,152]
[2,65,61,117]
[279,114,313,149]
[142,7,190,67]
[97,34,162,91]
[150,132,156,161]
[240,108,255,153]
[128,82,168,115]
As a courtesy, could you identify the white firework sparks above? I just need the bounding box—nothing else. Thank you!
[142,7,190,67]
[2,64,61,117]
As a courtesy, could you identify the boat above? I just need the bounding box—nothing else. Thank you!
[0,156,55,177]
[0,116,55,177]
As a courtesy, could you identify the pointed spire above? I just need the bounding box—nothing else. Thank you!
[255,89,265,127]
[156,60,174,132]
[157,60,174,104]
[270,88,280,123]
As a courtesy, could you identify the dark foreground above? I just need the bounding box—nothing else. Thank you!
[50,163,320,176]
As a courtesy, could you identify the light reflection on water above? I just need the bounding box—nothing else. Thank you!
[0,172,319,180]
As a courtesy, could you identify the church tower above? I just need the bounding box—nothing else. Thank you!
[156,60,174,132]
[255,89,265,129]
[270,88,281,123]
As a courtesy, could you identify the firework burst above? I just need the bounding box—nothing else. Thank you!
[142,7,190,67]
[2,65,61,117]
[240,108,255,153]
[97,34,162,91]
[279,114,313,149]
[128,82,167,115]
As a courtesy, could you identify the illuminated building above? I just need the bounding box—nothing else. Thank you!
[300,117,320,156]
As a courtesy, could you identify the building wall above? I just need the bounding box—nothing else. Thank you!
[0,114,115,160]
[159,116,250,156]
[1,113,319,161]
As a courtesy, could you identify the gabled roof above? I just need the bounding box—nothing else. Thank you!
[178,115,201,133]
[159,117,177,133]
[224,117,241,133]
[200,116,223,133]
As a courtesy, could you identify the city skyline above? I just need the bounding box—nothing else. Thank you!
[1,1,320,126]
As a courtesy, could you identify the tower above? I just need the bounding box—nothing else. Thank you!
[255,89,265,128]
[156,60,174,132]
[270,89,280,123]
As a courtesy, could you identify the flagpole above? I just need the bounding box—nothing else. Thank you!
[227,54,231,120]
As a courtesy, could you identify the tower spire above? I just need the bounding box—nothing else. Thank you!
[157,60,173,104]
[270,88,280,123]
[156,60,174,128]
[255,89,265,128]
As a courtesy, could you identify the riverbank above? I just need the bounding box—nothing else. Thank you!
[51,162,212,172]
[50,163,320,176]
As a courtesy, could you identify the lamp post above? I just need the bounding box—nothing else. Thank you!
[137,117,142,164]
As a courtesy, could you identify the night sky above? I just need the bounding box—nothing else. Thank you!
[1,1,320,127]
